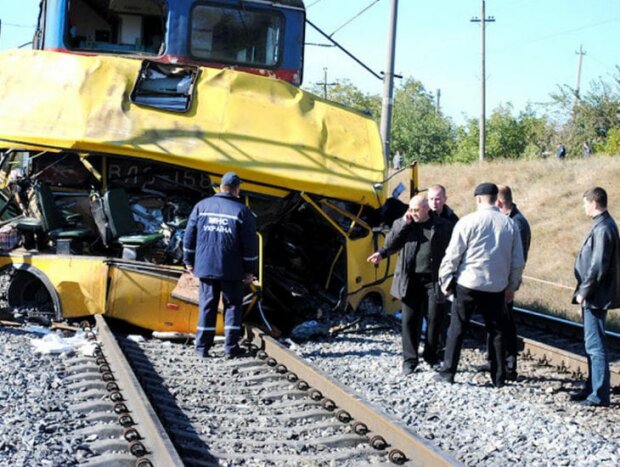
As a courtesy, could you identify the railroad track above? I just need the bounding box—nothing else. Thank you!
[470,306,620,389]
[68,315,458,466]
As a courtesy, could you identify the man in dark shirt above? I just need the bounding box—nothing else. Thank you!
[428,184,459,224]
[367,195,452,374]
[570,187,620,407]
[428,184,458,350]
[496,185,531,380]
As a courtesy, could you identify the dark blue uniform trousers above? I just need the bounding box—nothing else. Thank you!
[196,278,243,356]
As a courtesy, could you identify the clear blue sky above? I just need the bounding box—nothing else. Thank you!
[1,1,618,124]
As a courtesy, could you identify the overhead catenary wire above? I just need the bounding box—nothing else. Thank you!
[329,0,381,37]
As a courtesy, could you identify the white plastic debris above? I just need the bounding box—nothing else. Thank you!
[30,330,92,355]
[126,334,146,343]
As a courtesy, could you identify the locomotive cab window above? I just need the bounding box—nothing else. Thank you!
[65,0,167,55]
[190,4,283,68]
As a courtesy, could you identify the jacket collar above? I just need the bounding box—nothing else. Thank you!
[593,210,610,225]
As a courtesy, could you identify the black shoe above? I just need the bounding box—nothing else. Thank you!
[579,398,609,408]
[402,360,419,376]
[195,349,210,358]
[569,390,589,402]
[506,371,518,382]
[433,371,454,384]
[225,347,249,359]
[476,362,491,372]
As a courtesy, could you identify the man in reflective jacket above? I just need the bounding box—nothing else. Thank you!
[184,172,258,358]
[571,187,620,407]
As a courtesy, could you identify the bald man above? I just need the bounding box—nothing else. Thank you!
[368,195,453,374]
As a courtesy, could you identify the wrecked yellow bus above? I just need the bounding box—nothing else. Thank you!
[0,1,417,335]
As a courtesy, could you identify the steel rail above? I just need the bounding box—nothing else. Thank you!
[94,315,184,466]
[469,315,619,388]
[247,325,460,467]
[513,306,620,347]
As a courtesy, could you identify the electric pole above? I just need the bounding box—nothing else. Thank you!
[380,0,399,167]
[471,0,495,162]
[436,89,441,114]
[315,67,336,99]
[575,44,586,98]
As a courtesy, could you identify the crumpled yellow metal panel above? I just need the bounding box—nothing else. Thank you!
[0,50,386,208]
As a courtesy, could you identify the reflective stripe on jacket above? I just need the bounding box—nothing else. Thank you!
[183,192,258,280]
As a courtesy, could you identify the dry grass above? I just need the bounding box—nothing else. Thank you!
[419,155,620,331]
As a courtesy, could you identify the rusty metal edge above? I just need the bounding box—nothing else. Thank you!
[95,315,184,466]
[247,326,460,467]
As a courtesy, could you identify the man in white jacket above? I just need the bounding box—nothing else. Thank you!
[435,182,525,387]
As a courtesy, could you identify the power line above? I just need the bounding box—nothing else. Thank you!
[499,17,620,51]
[307,0,325,8]
[329,0,381,37]
[1,22,35,29]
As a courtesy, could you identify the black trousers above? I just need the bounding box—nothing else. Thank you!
[486,300,518,373]
[443,284,507,385]
[401,275,443,366]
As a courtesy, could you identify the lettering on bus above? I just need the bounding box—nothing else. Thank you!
[107,161,212,191]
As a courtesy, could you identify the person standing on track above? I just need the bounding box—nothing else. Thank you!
[428,184,459,353]
[494,185,531,380]
[435,183,525,387]
[367,195,452,375]
[570,187,620,407]
[184,172,258,359]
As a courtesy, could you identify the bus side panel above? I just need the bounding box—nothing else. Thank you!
[0,254,107,317]
[106,266,223,334]
[345,236,400,314]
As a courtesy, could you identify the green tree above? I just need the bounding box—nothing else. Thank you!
[548,70,620,156]
[304,79,381,117]
[450,118,479,163]
[390,78,455,163]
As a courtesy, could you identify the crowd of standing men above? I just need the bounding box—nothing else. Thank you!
[368,183,618,407]
[182,170,617,408]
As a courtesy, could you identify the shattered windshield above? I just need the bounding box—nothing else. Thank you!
[190,4,282,67]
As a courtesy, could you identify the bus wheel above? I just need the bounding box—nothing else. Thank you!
[7,270,56,324]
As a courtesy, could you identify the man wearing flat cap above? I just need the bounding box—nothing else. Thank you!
[435,182,525,387]
[184,171,258,359]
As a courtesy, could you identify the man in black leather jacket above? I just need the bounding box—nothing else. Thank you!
[571,187,620,407]
[367,195,452,374]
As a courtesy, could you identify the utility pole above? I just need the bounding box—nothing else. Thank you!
[380,0,399,167]
[315,67,336,99]
[435,89,441,114]
[575,44,586,98]
[471,0,495,162]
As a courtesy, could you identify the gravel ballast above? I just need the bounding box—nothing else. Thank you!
[2,314,619,466]
[296,322,619,466]
[0,326,86,466]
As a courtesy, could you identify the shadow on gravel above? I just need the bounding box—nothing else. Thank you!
[119,337,219,466]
